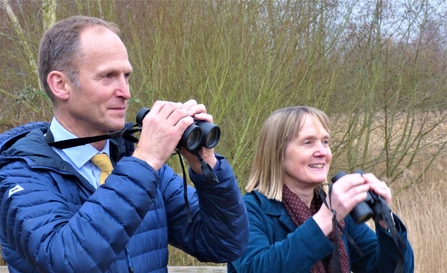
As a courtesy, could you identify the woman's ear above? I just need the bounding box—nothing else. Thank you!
[47,71,70,100]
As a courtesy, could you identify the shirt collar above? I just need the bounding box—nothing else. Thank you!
[49,117,110,168]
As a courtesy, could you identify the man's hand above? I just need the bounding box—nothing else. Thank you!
[178,99,217,174]
[132,99,217,173]
[132,100,194,170]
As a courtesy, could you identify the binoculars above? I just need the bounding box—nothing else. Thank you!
[331,170,391,224]
[136,107,221,152]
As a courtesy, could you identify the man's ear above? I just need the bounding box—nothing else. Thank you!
[47,71,71,100]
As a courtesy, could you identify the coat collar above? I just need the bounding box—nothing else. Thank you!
[249,190,297,232]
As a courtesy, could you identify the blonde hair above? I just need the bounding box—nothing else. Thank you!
[245,106,331,201]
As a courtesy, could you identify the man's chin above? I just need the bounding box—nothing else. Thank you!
[109,121,126,132]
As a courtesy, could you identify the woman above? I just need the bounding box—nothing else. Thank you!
[229,106,414,273]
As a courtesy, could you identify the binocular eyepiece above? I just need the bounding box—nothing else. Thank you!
[331,170,391,224]
[136,107,221,152]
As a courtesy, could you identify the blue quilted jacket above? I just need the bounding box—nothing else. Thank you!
[0,122,249,273]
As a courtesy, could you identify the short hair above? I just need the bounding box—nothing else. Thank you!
[38,15,120,103]
[245,106,331,201]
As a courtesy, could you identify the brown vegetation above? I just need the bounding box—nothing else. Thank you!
[1,1,447,272]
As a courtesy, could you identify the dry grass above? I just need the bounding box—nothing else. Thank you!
[336,112,447,272]
[392,160,447,272]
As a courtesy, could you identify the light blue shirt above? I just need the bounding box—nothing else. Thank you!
[49,117,110,189]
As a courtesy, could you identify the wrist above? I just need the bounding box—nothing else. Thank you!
[183,148,217,173]
[189,155,217,174]
[313,208,334,236]
[132,151,163,171]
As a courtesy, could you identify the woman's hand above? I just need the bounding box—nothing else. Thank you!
[362,173,392,206]
[362,173,394,229]
[314,173,370,235]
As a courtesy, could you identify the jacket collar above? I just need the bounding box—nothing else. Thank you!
[250,190,297,232]
[1,124,83,173]
[0,122,135,192]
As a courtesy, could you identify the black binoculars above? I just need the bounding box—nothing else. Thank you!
[331,170,391,224]
[136,107,221,152]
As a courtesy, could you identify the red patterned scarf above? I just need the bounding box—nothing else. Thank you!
[282,184,349,273]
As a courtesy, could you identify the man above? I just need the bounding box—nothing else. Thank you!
[0,15,248,273]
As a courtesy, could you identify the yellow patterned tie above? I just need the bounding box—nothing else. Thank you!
[91,153,113,185]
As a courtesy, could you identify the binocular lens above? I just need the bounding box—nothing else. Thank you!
[203,127,220,148]
[182,125,202,151]
[196,121,221,149]
[136,107,221,152]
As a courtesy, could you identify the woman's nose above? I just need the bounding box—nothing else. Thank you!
[314,141,328,155]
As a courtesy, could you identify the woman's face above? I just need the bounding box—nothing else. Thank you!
[283,115,332,190]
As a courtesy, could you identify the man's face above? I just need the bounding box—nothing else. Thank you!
[61,26,133,137]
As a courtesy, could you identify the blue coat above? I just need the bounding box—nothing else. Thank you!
[229,190,414,273]
[0,122,249,273]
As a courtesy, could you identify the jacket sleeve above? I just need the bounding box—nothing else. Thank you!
[159,153,249,263]
[346,215,415,273]
[0,157,158,273]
